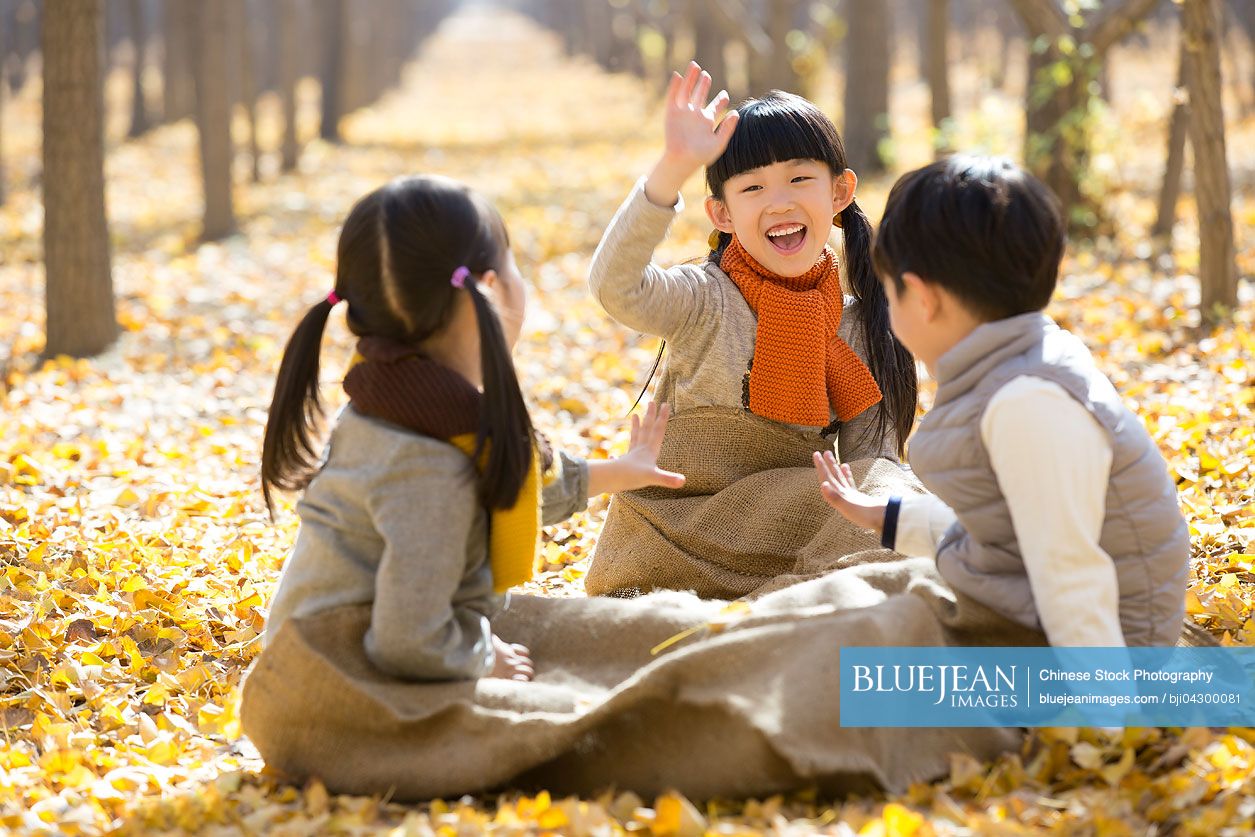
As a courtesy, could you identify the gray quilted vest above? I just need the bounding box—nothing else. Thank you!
[908,313,1189,646]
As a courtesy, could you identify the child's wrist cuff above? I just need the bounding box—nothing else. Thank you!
[881,496,902,551]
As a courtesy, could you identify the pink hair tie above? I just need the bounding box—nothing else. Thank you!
[326,290,342,306]
[450,266,471,288]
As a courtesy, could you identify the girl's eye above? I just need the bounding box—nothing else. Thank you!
[741,184,762,193]
[791,176,812,183]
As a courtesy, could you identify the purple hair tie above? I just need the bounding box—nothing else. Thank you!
[326,290,342,306]
[450,266,471,289]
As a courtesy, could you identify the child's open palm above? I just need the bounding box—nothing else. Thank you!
[663,62,739,171]
[813,451,887,532]
[585,402,686,495]
[619,402,686,490]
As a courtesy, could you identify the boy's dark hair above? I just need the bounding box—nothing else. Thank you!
[261,175,534,515]
[873,155,1066,321]
[703,90,918,457]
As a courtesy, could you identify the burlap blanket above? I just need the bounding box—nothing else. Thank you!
[586,407,926,599]
[241,558,1047,801]
[240,406,1209,800]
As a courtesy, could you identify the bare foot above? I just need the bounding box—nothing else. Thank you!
[489,634,534,682]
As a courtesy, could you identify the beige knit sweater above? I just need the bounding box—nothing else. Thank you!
[589,178,898,462]
[263,407,589,681]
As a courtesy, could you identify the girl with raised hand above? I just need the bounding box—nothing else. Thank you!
[586,63,919,598]
[249,174,684,689]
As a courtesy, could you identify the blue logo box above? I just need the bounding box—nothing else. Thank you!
[839,647,1255,727]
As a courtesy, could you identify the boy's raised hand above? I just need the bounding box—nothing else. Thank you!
[813,451,887,533]
[644,62,739,207]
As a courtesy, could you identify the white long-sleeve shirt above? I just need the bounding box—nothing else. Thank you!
[893,375,1126,647]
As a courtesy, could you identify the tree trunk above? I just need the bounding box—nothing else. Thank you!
[161,0,195,122]
[7,0,38,95]
[319,0,347,142]
[660,6,679,88]
[843,0,891,173]
[126,0,151,137]
[1152,40,1189,240]
[384,0,407,93]
[279,0,302,172]
[755,0,798,92]
[991,5,1016,91]
[239,0,261,182]
[338,10,369,113]
[1023,41,1087,218]
[1225,0,1255,114]
[192,1,237,241]
[583,1,613,69]
[1220,5,1251,116]
[609,7,645,77]
[1182,0,1237,325]
[558,0,581,57]
[0,5,7,208]
[42,0,117,358]
[692,0,727,91]
[908,0,929,80]
[926,0,952,153]
[0,60,5,208]
[1011,0,1160,232]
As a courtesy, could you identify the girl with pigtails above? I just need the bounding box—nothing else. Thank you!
[248,174,683,688]
[586,63,922,598]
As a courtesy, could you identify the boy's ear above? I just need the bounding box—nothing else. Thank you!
[901,272,942,320]
[831,168,858,215]
[705,196,735,233]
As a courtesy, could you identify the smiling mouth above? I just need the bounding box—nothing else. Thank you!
[766,223,807,254]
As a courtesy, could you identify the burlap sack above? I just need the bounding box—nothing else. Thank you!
[586,407,926,599]
[240,405,1209,800]
[240,558,1048,802]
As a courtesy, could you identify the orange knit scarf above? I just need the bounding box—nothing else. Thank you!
[721,236,882,427]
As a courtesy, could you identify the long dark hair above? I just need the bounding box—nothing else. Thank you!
[704,91,917,456]
[261,175,534,513]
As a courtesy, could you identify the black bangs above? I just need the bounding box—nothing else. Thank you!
[706,91,845,199]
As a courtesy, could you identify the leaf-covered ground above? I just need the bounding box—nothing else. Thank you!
[1,8,1253,834]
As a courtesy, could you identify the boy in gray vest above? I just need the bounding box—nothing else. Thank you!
[813,155,1189,647]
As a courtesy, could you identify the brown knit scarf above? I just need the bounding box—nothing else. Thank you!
[720,236,882,427]
[342,336,552,470]
[343,337,481,438]
[343,336,553,594]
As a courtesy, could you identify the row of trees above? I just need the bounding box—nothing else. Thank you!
[513,0,1242,327]
[26,0,453,357]
[12,0,1248,357]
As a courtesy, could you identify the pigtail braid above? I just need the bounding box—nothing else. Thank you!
[841,200,918,457]
[465,277,535,510]
[261,297,337,515]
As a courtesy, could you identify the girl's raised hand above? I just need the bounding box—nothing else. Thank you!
[813,451,887,532]
[662,62,739,170]
[644,62,738,207]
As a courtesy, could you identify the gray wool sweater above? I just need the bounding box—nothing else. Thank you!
[263,406,589,680]
[589,178,898,462]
